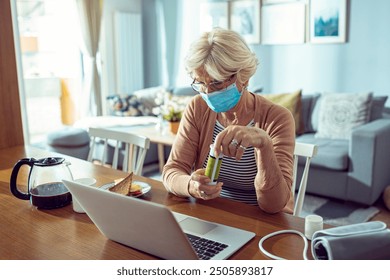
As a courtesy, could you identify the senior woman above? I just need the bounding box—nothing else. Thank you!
[162,28,295,214]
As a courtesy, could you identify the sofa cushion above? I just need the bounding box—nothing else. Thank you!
[314,92,372,140]
[296,133,349,171]
[370,96,388,121]
[261,90,303,134]
[301,93,320,133]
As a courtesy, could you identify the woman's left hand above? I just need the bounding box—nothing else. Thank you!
[213,125,269,160]
[189,169,223,200]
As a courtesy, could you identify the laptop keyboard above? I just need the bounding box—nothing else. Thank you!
[186,233,229,260]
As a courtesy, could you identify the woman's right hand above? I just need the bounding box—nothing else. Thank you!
[189,169,223,200]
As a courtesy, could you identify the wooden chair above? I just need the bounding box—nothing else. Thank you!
[292,142,318,217]
[87,127,150,175]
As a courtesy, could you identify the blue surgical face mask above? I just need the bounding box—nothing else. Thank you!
[200,83,242,113]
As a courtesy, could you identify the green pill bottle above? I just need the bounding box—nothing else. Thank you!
[205,144,223,185]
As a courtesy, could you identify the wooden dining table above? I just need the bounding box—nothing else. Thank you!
[0,145,311,260]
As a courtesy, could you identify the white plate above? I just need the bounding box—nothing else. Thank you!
[100,181,151,198]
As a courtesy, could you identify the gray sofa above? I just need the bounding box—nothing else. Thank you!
[296,94,390,205]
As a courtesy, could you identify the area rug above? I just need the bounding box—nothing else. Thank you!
[301,194,380,226]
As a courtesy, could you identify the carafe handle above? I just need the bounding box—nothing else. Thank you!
[9,158,36,200]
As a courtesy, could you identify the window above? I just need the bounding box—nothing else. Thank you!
[16,0,83,144]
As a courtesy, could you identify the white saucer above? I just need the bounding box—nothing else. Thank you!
[100,181,151,198]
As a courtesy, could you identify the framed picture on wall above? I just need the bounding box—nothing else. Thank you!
[261,2,306,45]
[309,0,348,43]
[199,1,229,33]
[230,0,261,44]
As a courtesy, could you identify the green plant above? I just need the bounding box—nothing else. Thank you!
[153,91,190,122]
[162,105,182,122]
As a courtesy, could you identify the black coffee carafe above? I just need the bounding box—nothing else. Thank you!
[10,157,74,209]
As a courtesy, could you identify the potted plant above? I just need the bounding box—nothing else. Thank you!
[161,101,183,134]
[153,90,191,134]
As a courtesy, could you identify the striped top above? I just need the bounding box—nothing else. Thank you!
[202,120,258,205]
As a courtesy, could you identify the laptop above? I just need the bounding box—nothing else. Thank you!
[63,179,255,260]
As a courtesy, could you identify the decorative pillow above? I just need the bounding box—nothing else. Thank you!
[261,90,303,134]
[106,94,154,116]
[133,86,166,112]
[315,92,373,140]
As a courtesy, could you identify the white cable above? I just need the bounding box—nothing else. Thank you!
[258,230,310,260]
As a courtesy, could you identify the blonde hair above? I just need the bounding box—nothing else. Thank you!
[185,28,259,86]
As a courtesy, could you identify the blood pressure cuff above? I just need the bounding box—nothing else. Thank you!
[311,221,390,260]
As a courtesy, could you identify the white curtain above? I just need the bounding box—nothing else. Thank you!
[175,0,201,87]
[157,0,200,88]
[155,0,169,87]
[75,0,103,116]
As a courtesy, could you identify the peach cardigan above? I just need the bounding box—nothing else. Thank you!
[162,92,295,214]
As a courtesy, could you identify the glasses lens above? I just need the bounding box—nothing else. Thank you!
[191,82,204,92]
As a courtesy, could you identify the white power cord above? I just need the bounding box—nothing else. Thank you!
[258,229,310,260]
[259,215,323,260]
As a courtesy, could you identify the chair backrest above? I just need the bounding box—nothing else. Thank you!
[87,127,150,176]
[292,142,318,217]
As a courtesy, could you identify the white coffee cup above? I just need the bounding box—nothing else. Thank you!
[73,178,97,213]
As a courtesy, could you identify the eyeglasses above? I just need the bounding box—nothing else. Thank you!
[191,75,235,93]
[191,79,224,93]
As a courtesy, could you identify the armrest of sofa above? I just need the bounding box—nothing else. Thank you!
[348,119,390,204]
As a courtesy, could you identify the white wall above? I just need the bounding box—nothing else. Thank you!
[251,0,390,104]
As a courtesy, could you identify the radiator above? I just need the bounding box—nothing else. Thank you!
[113,12,144,94]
